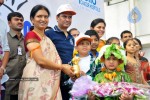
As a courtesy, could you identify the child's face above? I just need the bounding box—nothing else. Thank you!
[76,40,91,56]
[104,55,119,70]
[125,40,136,54]
[111,39,120,46]
[133,39,141,52]
[90,35,99,50]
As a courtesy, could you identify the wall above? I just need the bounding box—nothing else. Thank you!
[0,0,104,35]
[104,0,150,61]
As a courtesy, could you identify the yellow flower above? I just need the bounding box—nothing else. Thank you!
[101,67,106,72]
[116,67,121,72]
[112,72,117,77]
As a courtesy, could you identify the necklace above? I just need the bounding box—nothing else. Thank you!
[101,67,121,81]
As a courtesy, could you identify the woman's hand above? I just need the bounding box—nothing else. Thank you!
[0,67,4,79]
[62,64,75,77]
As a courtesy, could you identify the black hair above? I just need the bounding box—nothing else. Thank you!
[123,38,134,49]
[134,38,142,50]
[7,12,24,21]
[90,18,106,28]
[30,26,34,31]
[106,37,120,45]
[85,30,99,40]
[120,30,132,38]
[30,5,50,19]
[69,28,78,33]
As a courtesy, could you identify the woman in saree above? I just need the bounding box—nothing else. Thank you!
[19,5,74,100]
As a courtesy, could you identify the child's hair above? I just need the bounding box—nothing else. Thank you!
[84,30,99,40]
[106,37,120,45]
[123,38,134,49]
[133,38,142,50]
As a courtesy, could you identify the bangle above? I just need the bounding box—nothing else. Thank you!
[1,67,6,73]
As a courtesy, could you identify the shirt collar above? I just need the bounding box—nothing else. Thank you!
[9,29,24,39]
[89,51,99,58]
[53,25,63,32]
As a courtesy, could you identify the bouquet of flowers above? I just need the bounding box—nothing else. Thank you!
[69,76,150,99]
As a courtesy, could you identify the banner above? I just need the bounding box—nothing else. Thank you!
[0,0,104,36]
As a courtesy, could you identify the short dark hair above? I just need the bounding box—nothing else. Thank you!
[85,30,99,40]
[30,5,50,19]
[7,12,24,21]
[90,18,106,28]
[120,30,132,38]
[69,28,78,33]
[106,37,120,45]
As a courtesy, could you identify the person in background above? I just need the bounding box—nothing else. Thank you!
[19,5,74,100]
[106,37,120,46]
[133,38,150,82]
[90,18,106,51]
[5,12,26,100]
[85,30,99,59]
[120,30,133,47]
[69,28,80,38]
[124,39,148,85]
[45,4,76,100]
[0,0,10,100]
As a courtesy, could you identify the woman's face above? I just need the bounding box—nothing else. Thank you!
[104,55,119,70]
[31,9,49,30]
[133,39,141,52]
[92,22,105,38]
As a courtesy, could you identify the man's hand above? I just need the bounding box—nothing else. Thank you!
[0,67,4,79]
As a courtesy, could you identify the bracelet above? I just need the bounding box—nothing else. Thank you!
[1,67,6,73]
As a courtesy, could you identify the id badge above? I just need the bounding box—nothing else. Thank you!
[18,46,22,55]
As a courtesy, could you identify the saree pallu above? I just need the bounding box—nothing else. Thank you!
[19,36,62,100]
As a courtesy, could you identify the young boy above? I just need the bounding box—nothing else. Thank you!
[85,30,99,59]
[74,34,101,80]
[68,34,101,100]
[89,44,134,100]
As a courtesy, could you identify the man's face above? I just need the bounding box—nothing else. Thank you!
[0,0,4,6]
[8,17,24,31]
[56,12,73,29]
[121,33,133,43]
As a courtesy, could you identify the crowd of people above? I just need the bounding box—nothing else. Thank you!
[0,0,150,100]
